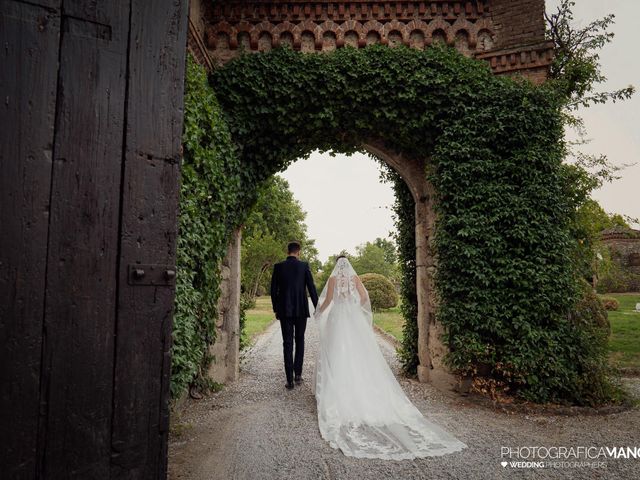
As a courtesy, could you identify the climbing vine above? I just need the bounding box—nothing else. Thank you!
[175,44,616,405]
[171,57,247,398]
[380,165,419,375]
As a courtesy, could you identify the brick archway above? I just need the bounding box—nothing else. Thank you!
[189,0,556,391]
[212,143,451,388]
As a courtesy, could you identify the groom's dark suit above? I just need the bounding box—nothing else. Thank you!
[270,256,319,384]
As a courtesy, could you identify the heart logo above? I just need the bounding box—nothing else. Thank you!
[501,462,508,467]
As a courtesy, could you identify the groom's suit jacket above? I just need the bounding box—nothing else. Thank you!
[270,256,319,319]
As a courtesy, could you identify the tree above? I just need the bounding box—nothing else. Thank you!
[241,232,281,299]
[241,175,319,300]
[315,240,399,294]
[351,242,390,276]
[547,1,636,283]
[571,195,630,281]
[360,273,399,311]
[373,237,397,264]
[546,1,635,186]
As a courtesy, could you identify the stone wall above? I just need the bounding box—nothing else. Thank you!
[188,0,214,71]
[600,227,640,293]
[207,228,242,383]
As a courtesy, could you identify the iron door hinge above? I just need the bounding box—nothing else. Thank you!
[127,264,176,286]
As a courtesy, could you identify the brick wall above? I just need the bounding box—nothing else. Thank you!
[490,0,547,49]
[196,0,554,80]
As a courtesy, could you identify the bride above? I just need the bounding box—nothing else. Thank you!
[312,256,466,460]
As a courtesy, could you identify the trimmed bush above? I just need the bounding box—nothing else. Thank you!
[600,296,619,311]
[361,273,399,311]
[571,280,610,334]
[562,280,619,405]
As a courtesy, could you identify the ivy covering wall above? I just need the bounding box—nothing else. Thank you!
[174,45,615,405]
[381,166,419,374]
[171,58,247,397]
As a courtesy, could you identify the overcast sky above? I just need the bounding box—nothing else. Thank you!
[282,0,639,262]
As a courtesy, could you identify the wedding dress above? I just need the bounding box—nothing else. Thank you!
[312,257,466,460]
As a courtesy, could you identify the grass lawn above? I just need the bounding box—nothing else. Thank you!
[601,293,640,370]
[369,294,640,372]
[246,297,407,344]
[244,296,276,342]
[373,305,404,342]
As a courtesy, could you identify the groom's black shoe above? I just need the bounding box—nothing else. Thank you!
[294,375,302,385]
[285,381,294,390]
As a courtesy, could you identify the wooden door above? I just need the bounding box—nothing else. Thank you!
[0,1,188,478]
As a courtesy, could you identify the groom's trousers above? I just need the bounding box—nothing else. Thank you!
[279,316,307,383]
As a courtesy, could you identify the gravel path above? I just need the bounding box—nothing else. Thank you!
[168,319,640,480]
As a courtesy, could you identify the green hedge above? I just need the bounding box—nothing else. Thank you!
[381,166,419,374]
[171,57,248,398]
[360,273,399,311]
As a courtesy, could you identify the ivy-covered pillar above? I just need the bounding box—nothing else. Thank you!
[414,196,432,383]
[415,171,458,389]
[365,141,447,384]
[414,171,455,388]
[207,228,242,383]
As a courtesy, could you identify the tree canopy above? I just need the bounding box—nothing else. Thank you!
[241,175,319,300]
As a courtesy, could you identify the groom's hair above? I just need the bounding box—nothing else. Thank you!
[287,241,301,254]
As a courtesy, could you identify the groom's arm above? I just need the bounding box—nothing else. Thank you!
[305,263,319,308]
[270,264,279,318]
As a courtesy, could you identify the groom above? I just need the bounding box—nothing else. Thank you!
[270,241,319,390]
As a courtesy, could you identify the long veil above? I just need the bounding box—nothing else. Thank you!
[314,256,372,327]
[312,257,466,460]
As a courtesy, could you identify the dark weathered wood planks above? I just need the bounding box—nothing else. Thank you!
[1,0,188,477]
[39,2,131,478]
[0,2,61,478]
[110,1,188,477]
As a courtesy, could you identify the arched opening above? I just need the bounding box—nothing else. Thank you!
[237,31,250,51]
[366,30,381,45]
[322,31,337,51]
[279,31,294,48]
[258,31,273,51]
[344,30,359,48]
[409,29,426,49]
[388,30,403,47]
[300,31,316,53]
[205,138,442,387]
